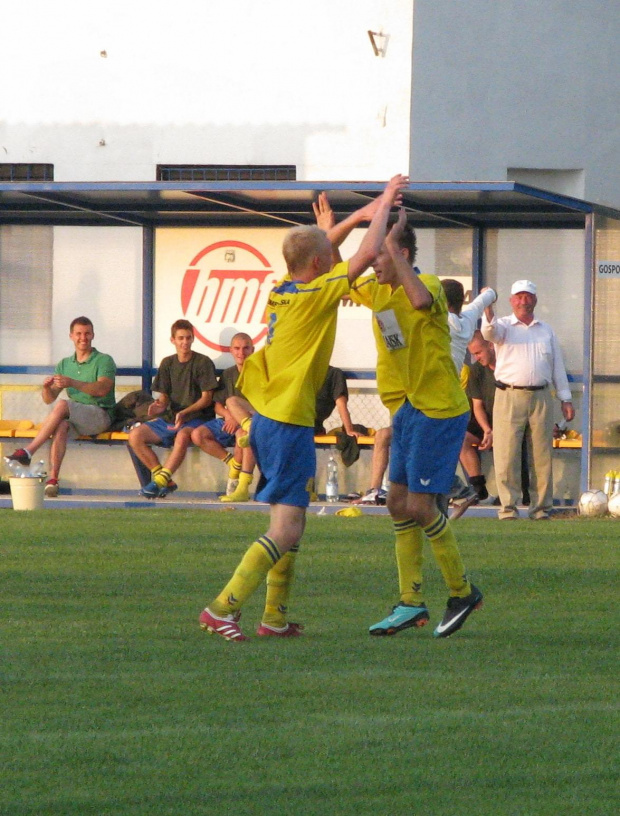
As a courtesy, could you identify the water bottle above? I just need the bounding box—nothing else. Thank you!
[6,460,25,478]
[325,454,339,503]
[29,460,46,478]
[603,470,614,497]
[613,471,620,496]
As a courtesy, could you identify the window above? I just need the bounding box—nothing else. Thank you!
[0,164,54,182]
[157,165,296,182]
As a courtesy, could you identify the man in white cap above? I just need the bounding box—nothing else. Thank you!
[481,280,574,520]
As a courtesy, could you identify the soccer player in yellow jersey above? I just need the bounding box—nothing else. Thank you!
[350,209,484,639]
[198,174,408,642]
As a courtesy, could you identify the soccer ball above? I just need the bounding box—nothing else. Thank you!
[607,492,620,519]
[578,490,608,517]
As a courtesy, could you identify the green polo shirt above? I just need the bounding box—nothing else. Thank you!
[55,347,117,414]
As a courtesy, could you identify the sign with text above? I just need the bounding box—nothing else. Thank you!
[597,261,620,278]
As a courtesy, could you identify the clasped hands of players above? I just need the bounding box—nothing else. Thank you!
[314,174,408,232]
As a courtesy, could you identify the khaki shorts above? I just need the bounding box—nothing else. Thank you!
[67,400,112,438]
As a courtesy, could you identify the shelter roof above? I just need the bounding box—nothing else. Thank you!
[0,180,617,229]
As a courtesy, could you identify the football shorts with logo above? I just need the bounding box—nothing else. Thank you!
[390,401,469,494]
[250,413,315,507]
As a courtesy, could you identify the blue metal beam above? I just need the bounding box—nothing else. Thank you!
[142,226,155,392]
[581,212,594,492]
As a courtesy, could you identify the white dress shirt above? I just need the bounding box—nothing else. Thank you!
[448,288,497,372]
[481,313,572,402]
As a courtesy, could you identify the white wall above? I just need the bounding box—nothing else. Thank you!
[2,1,618,211]
[52,227,143,366]
[410,0,620,209]
[0,0,413,182]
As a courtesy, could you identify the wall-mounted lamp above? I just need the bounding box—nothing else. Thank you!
[100,50,107,58]
[367,30,388,57]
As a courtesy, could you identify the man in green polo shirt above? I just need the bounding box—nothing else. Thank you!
[4,316,116,496]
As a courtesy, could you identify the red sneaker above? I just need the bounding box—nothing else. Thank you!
[199,608,248,641]
[256,622,304,637]
[44,478,59,498]
[4,448,32,467]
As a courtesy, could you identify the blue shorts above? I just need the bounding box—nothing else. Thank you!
[389,402,469,494]
[250,413,315,507]
[200,417,236,448]
[145,417,204,448]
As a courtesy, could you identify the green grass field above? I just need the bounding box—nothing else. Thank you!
[1,509,617,816]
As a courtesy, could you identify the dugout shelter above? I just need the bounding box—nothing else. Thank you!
[1,180,619,495]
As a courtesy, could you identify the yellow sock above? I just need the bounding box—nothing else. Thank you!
[227,458,242,480]
[393,518,425,605]
[422,513,470,598]
[219,471,253,503]
[307,476,318,502]
[238,416,252,449]
[262,546,298,628]
[153,467,172,488]
[210,536,281,616]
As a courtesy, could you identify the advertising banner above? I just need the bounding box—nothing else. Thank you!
[154,228,378,370]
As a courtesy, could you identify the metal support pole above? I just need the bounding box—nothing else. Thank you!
[471,227,485,295]
[142,226,155,393]
[580,213,594,493]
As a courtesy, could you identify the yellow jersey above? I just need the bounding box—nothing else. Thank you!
[350,272,469,419]
[238,262,351,426]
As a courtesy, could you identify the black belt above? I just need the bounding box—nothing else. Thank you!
[495,381,547,392]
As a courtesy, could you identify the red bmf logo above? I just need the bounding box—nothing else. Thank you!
[181,240,280,352]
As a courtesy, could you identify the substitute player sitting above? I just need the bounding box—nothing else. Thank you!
[128,319,218,497]
[198,174,408,641]
[192,331,257,503]
[350,209,483,639]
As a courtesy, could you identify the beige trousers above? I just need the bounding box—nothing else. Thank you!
[492,387,554,519]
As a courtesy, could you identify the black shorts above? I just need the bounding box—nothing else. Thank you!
[467,414,484,440]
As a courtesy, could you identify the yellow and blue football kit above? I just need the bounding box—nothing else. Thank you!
[351,271,472,605]
[207,262,353,626]
[238,261,351,507]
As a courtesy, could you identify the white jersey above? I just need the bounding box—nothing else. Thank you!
[448,288,497,372]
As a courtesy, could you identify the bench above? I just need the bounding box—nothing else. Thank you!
[1,422,378,447]
[2,421,581,448]
[2,421,581,500]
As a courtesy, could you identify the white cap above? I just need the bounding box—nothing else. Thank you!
[511,279,537,296]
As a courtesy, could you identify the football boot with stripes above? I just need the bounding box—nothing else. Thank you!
[199,608,248,642]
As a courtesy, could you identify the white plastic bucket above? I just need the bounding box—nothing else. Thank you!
[9,477,45,511]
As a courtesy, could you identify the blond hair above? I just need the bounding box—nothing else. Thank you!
[282,225,328,275]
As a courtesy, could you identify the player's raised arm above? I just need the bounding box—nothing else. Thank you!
[387,208,432,309]
[332,174,408,282]
[313,192,343,265]
[320,194,379,251]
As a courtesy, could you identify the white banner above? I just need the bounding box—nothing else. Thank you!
[154,228,378,371]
